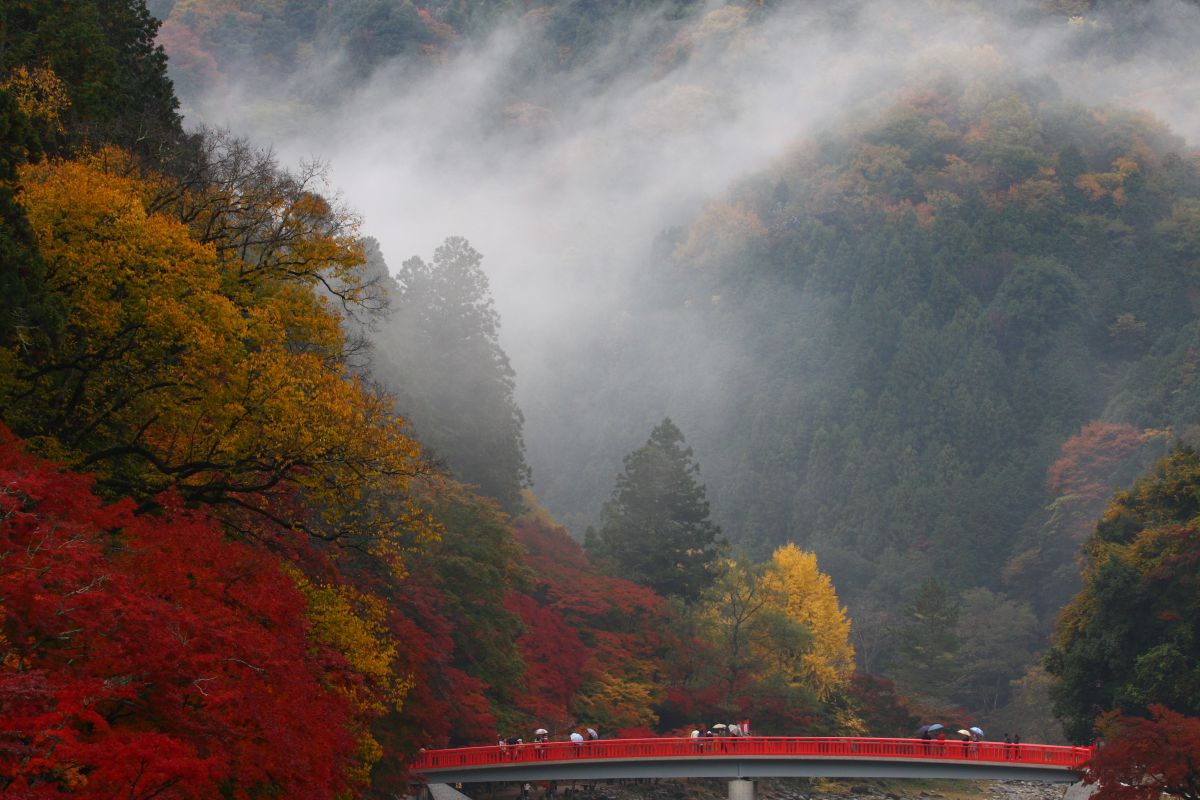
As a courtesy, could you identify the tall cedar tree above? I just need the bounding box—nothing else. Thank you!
[889,578,961,708]
[0,0,181,156]
[1048,447,1200,743]
[380,236,530,513]
[586,418,724,603]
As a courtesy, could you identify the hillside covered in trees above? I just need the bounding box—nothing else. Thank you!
[5,0,1200,797]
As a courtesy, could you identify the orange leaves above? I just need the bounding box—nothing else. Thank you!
[675,201,767,272]
[9,147,428,556]
[1074,155,1141,205]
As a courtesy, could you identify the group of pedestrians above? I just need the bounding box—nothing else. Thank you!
[916,726,1022,759]
[499,727,600,759]
[689,719,751,739]
[688,720,751,751]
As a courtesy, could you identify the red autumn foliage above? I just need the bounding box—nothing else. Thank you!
[509,519,673,731]
[0,425,357,799]
[388,577,498,748]
[513,519,669,637]
[506,592,589,726]
[1047,422,1151,499]
[1088,705,1200,800]
[848,672,922,737]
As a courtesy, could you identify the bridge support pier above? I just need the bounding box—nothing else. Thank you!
[729,778,756,800]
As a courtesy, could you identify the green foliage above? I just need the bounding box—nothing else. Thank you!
[585,418,725,602]
[890,579,960,708]
[1048,448,1200,742]
[953,588,1038,713]
[375,236,531,513]
[0,0,180,155]
[408,481,530,722]
[0,87,60,359]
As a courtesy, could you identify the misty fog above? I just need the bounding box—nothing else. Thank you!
[179,0,1200,536]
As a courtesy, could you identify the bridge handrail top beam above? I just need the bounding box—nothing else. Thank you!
[413,736,1093,775]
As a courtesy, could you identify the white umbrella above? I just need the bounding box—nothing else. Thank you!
[570,732,584,743]
[586,728,599,739]
[534,728,549,735]
[712,723,727,729]
[957,729,972,737]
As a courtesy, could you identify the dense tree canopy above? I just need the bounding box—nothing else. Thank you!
[0,0,180,155]
[10,0,1200,790]
[375,236,530,513]
[0,426,363,798]
[586,418,725,603]
[2,148,426,554]
[1048,447,1200,743]
[1086,705,1200,800]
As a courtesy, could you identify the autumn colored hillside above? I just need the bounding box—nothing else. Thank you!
[0,4,903,796]
[5,2,1200,798]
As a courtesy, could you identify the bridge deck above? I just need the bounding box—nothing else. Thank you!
[413,737,1092,784]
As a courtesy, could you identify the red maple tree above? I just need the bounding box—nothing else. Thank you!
[1087,705,1200,800]
[0,425,358,798]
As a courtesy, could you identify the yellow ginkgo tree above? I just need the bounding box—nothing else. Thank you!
[762,543,857,700]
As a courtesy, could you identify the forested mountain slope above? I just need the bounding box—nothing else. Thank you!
[149,0,1200,724]
[658,74,1200,620]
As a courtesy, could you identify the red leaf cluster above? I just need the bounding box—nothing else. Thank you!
[1088,705,1200,800]
[0,426,357,799]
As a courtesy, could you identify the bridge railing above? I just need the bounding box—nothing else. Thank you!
[413,737,1093,772]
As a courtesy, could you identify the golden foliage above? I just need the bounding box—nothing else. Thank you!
[291,572,413,714]
[762,544,856,700]
[1,65,70,132]
[572,662,662,731]
[8,149,432,561]
[290,571,412,790]
[1075,155,1140,205]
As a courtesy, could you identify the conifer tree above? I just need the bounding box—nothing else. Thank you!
[378,236,530,513]
[890,578,961,707]
[585,418,725,602]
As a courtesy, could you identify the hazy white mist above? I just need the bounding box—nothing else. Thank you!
[180,0,1200,529]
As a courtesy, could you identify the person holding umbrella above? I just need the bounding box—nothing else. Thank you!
[956,729,972,757]
[712,723,728,752]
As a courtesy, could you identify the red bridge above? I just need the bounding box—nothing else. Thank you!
[413,736,1093,788]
